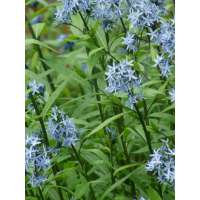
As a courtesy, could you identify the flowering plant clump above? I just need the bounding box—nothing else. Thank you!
[26,0,175,199]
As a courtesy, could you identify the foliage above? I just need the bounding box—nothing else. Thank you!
[25,0,175,199]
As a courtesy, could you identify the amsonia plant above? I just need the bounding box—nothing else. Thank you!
[25,0,175,199]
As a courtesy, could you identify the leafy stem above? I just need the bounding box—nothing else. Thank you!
[71,145,97,200]
[26,15,55,92]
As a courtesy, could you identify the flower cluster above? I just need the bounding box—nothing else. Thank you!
[128,0,161,28]
[92,0,123,31]
[48,106,78,147]
[25,135,51,187]
[146,140,175,186]
[105,60,139,93]
[26,80,46,113]
[55,0,90,23]
[154,55,171,78]
[105,59,143,109]
[55,0,124,30]
[150,20,175,59]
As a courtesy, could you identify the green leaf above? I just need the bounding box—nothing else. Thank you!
[147,187,162,200]
[25,38,58,53]
[113,163,140,176]
[89,47,104,57]
[84,112,129,139]
[75,182,89,199]
[32,23,45,38]
[100,171,134,200]
[41,80,68,118]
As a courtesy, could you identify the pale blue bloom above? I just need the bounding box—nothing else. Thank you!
[169,88,175,103]
[92,0,123,30]
[122,32,138,52]
[128,0,160,28]
[105,127,116,141]
[154,55,164,67]
[154,56,171,77]
[48,106,78,147]
[126,93,138,110]
[29,174,47,187]
[159,59,170,78]
[146,140,175,186]
[105,60,139,93]
[149,20,175,58]
[26,135,41,147]
[28,80,45,96]
[139,197,147,200]
[25,135,51,187]
[55,0,90,23]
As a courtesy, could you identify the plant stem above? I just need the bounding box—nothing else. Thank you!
[26,15,55,92]
[71,145,97,200]
[78,11,90,32]
[112,103,137,199]
[113,105,130,163]
[92,67,105,123]
[38,188,45,200]
[30,95,49,145]
[135,104,153,154]
[120,17,127,34]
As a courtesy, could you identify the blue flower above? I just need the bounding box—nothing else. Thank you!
[146,140,175,186]
[31,15,43,25]
[48,106,78,147]
[154,56,171,78]
[55,0,90,23]
[105,60,139,93]
[92,0,122,30]
[169,88,175,103]
[105,127,116,141]
[149,20,175,58]
[127,95,137,109]
[64,41,75,50]
[128,0,160,28]
[28,80,45,96]
[26,135,41,147]
[25,135,51,187]
[122,32,138,52]
[35,154,51,170]
[29,174,47,187]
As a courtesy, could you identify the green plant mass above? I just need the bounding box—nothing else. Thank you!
[25,0,175,199]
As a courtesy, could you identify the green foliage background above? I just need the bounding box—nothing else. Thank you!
[25,0,175,199]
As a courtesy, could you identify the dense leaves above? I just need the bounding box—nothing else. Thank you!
[25,0,175,199]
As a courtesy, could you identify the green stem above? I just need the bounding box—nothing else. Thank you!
[92,68,105,123]
[120,17,127,34]
[135,104,153,154]
[30,95,49,145]
[78,11,90,32]
[113,105,130,163]
[38,188,45,200]
[71,145,96,200]
[112,103,137,199]
[26,15,55,92]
